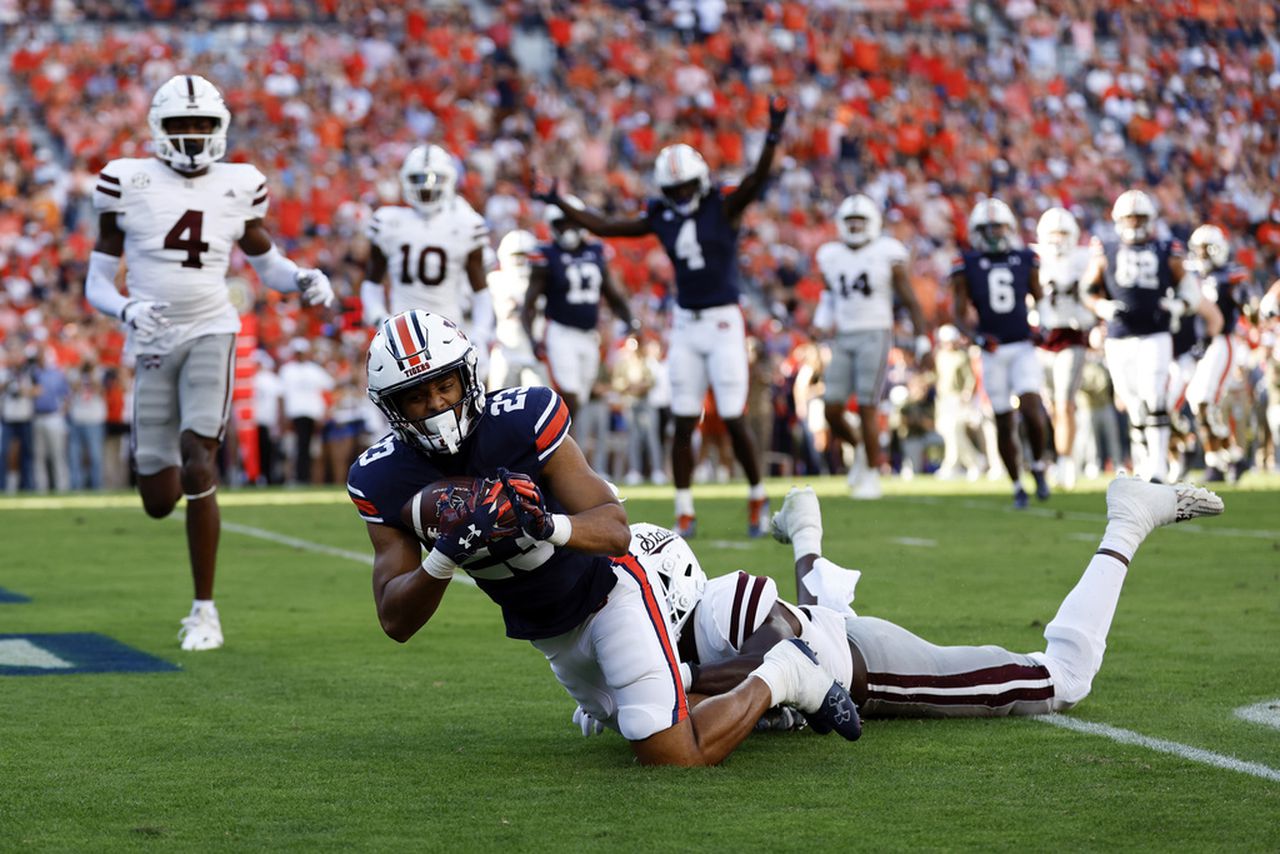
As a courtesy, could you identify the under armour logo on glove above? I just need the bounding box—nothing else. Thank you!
[457,523,482,551]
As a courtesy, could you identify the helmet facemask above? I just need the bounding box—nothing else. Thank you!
[148,75,231,174]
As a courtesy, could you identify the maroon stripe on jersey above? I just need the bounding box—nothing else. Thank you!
[868,662,1050,689]
[99,173,121,185]
[732,573,747,647]
[252,193,269,207]
[740,576,768,647]
[96,186,122,198]
[255,181,266,193]
[868,685,1055,708]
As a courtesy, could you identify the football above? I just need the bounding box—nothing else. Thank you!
[400,476,520,545]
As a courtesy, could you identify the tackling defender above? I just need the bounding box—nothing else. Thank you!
[347,309,860,766]
[84,74,334,650]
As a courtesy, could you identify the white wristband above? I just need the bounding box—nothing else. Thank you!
[547,513,573,547]
[420,549,458,580]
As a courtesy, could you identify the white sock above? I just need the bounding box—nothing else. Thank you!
[749,657,790,707]
[674,489,694,517]
[1041,552,1128,703]
[748,482,766,501]
[1144,426,1171,479]
[790,526,823,561]
[1098,519,1146,563]
[192,599,216,615]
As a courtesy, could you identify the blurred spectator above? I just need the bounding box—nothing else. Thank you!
[102,367,130,490]
[251,349,285,486]
[1,346,39,492]
[933,326,982,480]
[67,362,106,490]
[32,350,70,492]
[278,338,332,485]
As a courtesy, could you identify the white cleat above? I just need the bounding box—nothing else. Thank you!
[1106,476,1224,536]
[178,604,224,651]
[770,486,822,545]
[851,470,882,500]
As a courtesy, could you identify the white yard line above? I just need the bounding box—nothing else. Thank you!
[890,537,937,547]
[1235,700,1280,731]
[1035,714,1280,783]
[213,518,478,587]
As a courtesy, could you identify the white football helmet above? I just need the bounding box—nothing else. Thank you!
[148,74,231,173]
[545,194,586,250]
[653,143,710,215]
[1111,189,1158,244]
[1188,224,1230,271]
[629,522,706,641]
[835,194,882,248]
[497,229,537,276]
[400,145,458,216]
[967,198,1017,253]
[1035,207,1080,259]
[366,310,485,455]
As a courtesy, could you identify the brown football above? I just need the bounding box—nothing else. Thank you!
[400,476,484,545]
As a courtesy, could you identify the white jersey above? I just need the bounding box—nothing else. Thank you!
[1035,246,1093,330]
[691,572,854,691]
[814,236,909,333]
[367,200,489,325]
[93,157,264,354]
[487,266,535,355]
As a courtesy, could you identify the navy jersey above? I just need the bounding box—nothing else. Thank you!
[1101,240,1180,338]
[346,386,617,640]
[645,187,740,310]
[1201,263,1249,336]
[532,240,610,331]
[953,248,1037,343]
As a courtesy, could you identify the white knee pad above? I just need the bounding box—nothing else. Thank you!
[1038,621,1105,709]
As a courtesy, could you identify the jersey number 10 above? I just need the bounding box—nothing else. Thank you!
[399,244,447,287]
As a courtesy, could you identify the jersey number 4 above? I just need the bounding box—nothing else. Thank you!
[399,244,447,287]
[674,220,706,271]
[164,210,210,269]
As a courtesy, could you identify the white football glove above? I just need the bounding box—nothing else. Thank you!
[120,300,171,342]
[1260,289,1280,320]
[572,705,605,737]
[1093,299,1122,321]
[296,268,334,308]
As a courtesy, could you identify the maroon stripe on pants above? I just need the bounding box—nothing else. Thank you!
[868,685,1055,708]
[869,661,1050,690]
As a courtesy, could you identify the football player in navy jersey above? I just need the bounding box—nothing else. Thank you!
[533,96,790,539]
[949,198,1051,508]
[1183,225,1250,481]
[520,194,637,420]
[346,309,861,765]
[1083,190,1198,483]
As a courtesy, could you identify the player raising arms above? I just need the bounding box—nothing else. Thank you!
[83,74,334,650]
[950,198,1051,508]
[534,96,790,539]
[813,193,930,499]
[347,309,860,766]
[521,194,638,420]
[362,145,493,375]
[1083,190,1198,483]
[1033,207,1093,490]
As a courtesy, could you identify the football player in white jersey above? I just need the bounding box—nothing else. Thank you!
[564,482,1220,734]
[1033,207,1093,490]
[362,144,493,374]
[813,194,929,499]
[83,74,334,651]
[486,229,548,391]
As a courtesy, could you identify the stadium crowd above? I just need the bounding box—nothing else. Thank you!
[3,0,1280,492]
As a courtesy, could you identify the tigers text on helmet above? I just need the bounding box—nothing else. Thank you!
[1035,207,1080,259]
[836,194,882,248]
[1111,189,1158,245]
[148,75,231,173]
[498,229,537,276]
[400,145,458,216]
[545,193,586,250]
[967,198,1017,253]
[653,144,710,216]
[366,310,485,455]
[1188,224,1230,271]
[628,522,706,640]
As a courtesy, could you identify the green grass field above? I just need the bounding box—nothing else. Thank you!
[2,475,1278,851]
